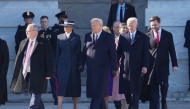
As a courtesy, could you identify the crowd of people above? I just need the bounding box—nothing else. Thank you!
[1,0,190,109]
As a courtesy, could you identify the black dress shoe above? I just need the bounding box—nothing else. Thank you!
[162,103,168,109]
[54,100,58,105]
[128,103,133,109]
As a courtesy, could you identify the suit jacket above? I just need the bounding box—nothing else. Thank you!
[10,36,54,94]
[38,28,57,55]
[107,3,137,29]
[117,30,149,94]
[83,30,118,98]
[146,29,178,85]
[184,20,190,48]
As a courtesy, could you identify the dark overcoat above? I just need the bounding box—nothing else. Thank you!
[0,38,9,105]
[107,3,137,29]
[55,32,82,97]
[83,30,118,98]
[184,20,190,48]
[10,36,54,94]
[146,29,178,85]
[117,30,149,95]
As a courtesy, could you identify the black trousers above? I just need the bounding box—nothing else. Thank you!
[125,94,140,109]
[90,98,106,109]
[149,84,169,109]
[188,48,190,89]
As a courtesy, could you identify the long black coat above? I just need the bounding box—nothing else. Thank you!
[107,3,136,29]
[146,29,178,85]
[184,20,190,48]
[55,32,82,97]
[117,30,149,95]
[0,38,9,105]
[83,30,118,98]
[10,36,54,94]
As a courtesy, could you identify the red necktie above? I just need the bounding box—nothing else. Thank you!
[22,41,33,79]
[155,32,159,45]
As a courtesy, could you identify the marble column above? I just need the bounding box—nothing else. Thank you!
[146,0,190,94]
[0,0,60,90]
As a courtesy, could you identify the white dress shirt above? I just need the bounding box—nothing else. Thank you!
[24,36,37,73]
[94,30,102,40]
[130,30,137,41]
[116,3,126,21]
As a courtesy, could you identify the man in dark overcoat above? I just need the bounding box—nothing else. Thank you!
[117,17,149,109]
[107,0,136,30]
[10,23,54,109]
[146,16,178,109]
[183,20,190,92]
[83,18,118,109]
[0,38,9,105]
[14,11,35,54]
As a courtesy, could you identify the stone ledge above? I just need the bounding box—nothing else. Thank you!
[59,0,131,3]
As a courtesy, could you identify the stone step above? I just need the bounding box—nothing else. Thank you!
[6,86,190,103]
[59,0,131,3]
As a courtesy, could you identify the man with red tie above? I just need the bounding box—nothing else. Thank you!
[10,23,54,109]
[146,16,178,109]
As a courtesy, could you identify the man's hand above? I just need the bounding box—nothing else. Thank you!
[141,67,147,74]
[111,70,117,78]
[172,66,178,72]
[78,65,84,73]
[46,77,51,80]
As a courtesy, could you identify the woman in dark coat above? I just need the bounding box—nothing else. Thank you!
[0,38,9,105]
[55,21,83,109]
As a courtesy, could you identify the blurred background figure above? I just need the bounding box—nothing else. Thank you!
[107,0,137,31]
[0,38,9,106]
[119,23,128,34]
[52,11,68,37]
[14,11,35,54]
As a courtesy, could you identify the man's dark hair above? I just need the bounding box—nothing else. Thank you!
[40,16,48,20]
[149,16,161,23]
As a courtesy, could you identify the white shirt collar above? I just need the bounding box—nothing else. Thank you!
[153,28,162,40]
[94,30,102,39]
[66,31,72,38]
[130,30,137,36]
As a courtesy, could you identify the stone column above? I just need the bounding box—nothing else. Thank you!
[0,0,60,90]
[146,0,190,95]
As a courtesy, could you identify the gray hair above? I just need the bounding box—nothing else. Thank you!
[28,23,38,31]
[127,17,138,25]
[90,18,103,26]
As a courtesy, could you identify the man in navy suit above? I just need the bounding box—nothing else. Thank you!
[83,18,118,109]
